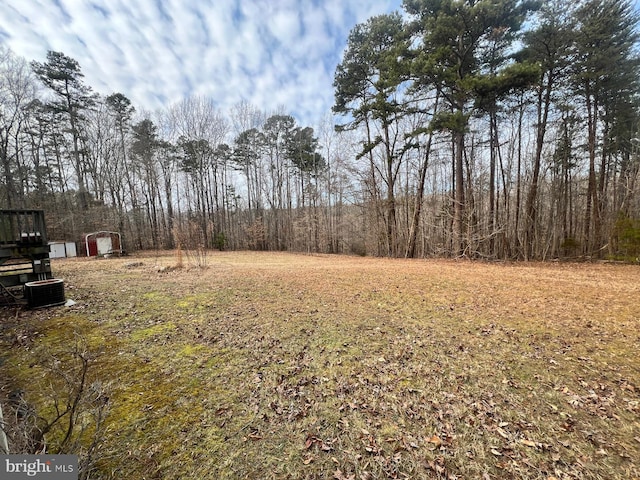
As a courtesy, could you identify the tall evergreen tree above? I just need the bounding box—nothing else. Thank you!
[404,0,538,256]
[105,92,135,236]
[288,126,325,208]
[131,119,162,248]
[31,51,94,210]
[232,128,262,216]
[573,0,640,255]
[520,0,575,259]
[261,114,296,249]
[334,12,411,256]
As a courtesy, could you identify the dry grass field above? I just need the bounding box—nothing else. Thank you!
[1,251,639,479]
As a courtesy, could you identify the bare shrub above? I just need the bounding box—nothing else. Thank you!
[175,244,184,269]
[247,217,266,250]
[1,335,110,480]
[172,219,209,268]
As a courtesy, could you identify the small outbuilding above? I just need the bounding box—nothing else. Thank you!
[49,241,78,259]
[82,231,123,257]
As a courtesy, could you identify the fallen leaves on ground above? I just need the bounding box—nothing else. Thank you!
[1,252,639,479]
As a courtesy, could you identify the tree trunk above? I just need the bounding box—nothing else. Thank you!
[525,71,553,260]
[584,88,598,256]
[452,129,465,256]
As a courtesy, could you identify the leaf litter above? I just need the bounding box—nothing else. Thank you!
[1,251,639,479]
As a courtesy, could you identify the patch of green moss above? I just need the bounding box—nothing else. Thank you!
[142,291,163,300]
[178,343,208,357]
[130,321,176,341]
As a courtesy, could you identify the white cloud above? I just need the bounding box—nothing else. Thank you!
[269,8,302,45]
[0,0,401,126]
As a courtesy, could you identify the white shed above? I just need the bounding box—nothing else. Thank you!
[49,241,78,258]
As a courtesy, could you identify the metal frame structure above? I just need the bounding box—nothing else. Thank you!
[83,230,123,256]
[0,209,53,289]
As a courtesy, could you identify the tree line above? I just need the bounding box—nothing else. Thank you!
[1,0,640,260]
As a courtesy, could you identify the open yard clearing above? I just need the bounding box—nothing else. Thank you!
[1,251,639,479]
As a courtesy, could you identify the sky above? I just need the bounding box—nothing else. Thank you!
[0,0,402,126]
